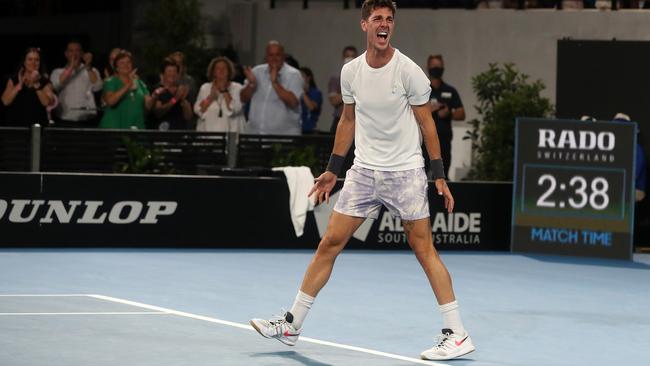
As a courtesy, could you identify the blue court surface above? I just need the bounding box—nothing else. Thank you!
[1,249,649,366]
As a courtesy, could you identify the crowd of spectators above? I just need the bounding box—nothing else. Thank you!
[0,40,329,136]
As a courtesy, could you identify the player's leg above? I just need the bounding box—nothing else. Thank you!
[403,218,475,360]
[250,165,377,346]
[299,211,366,296]
[403,218,455,304]
[249,212,363,346]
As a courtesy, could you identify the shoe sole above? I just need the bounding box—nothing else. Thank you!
[420,346,475,361]
[249,320,271,339]
[249,320,296,346]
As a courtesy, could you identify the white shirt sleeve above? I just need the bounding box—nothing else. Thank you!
[51,68,63,91]
[90,68,103,92]
[284,70,304,106]
[405,63,431,106]
[340,63,354,104]
[194,83,210,118]
[227,82,243,116]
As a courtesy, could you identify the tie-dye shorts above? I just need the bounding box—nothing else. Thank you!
[333,165,430,221]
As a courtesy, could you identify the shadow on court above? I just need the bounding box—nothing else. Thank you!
[523,253,650,269]
[249,350,333,366]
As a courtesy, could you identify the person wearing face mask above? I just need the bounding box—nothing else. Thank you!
[328,45,358,133]
[425,54,465,179]
[241,40,303,135]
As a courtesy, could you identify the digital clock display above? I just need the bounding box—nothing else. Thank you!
[511,118,636,260]
[521,164,625,219]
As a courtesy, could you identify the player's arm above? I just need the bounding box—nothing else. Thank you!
[331,103,355,157]
[308,103,355,204]
[412,103,454,213]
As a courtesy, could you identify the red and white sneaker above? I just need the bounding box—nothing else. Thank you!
[420,328,475,361]
[250,311,301,346]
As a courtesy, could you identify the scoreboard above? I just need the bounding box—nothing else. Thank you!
[511,118,636,260]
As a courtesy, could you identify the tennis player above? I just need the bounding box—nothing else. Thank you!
[250,0,475,360]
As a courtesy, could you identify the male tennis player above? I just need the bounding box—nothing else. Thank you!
[250,0,475,360]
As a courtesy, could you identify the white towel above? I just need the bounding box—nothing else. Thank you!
[272,166,316,237]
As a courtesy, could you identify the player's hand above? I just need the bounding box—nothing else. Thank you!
[434,178,454,213]
[308,171,337,205]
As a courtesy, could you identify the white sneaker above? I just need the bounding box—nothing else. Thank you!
[420,328,475,361]
[249,311,301,346]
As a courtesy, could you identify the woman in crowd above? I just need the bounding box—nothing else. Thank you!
[194,56,245,133]
[299,66,322,134]
[1,47,55,126]
[103,48,121,80]
[152,57,193,130]
[100,50,156,129]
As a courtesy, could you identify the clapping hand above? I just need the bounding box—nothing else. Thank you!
[176,85,189,101]
[127,69,138,90]
[269,64,279,83]
[243,66,256,86]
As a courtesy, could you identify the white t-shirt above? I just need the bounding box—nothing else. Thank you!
[194,81,246,133]
[341,49,431,171]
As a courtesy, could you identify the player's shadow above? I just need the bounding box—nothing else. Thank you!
[250,350,332,366]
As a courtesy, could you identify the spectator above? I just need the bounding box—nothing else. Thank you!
[285,54,300,70]
[194,56,245,133]
[51,40,103,128]
[99,50,156,129]
[241,40,303,135]
[151,58,192,130]
[104,48,121,80]
[1,47,55,126]
[613,113,646,201]
[328,45,358,133]
[426,54,465,179]
[168,51,197,104]
[299,67,322,134]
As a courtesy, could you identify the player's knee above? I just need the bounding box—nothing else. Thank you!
[317,234,345,257]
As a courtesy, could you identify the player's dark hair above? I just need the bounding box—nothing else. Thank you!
[361,0,396,20]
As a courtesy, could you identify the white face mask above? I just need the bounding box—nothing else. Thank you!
[343,57,354,64]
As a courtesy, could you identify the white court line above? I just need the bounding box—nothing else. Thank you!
[0,294,89,297]
[89,294,451,366]
[0,311,168,316]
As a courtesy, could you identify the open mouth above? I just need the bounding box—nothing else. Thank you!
[377,31,388,40]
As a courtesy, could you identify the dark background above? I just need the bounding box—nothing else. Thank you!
[556,40,650,246]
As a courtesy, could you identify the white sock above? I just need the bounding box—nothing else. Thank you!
[289,290,314,330]
[438,300,466,335]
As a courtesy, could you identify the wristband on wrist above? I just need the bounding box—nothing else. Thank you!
[326,154,345,177]
[430,158,446,180]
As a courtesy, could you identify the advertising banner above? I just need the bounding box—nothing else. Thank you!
[0,172,511,251]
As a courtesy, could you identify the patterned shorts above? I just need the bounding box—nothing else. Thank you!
[334,165,430,221]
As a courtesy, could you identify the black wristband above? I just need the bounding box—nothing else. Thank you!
[430,159,446,180]
[326,154,345,176]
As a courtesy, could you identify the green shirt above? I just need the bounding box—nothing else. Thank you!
[100,77,149,129]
